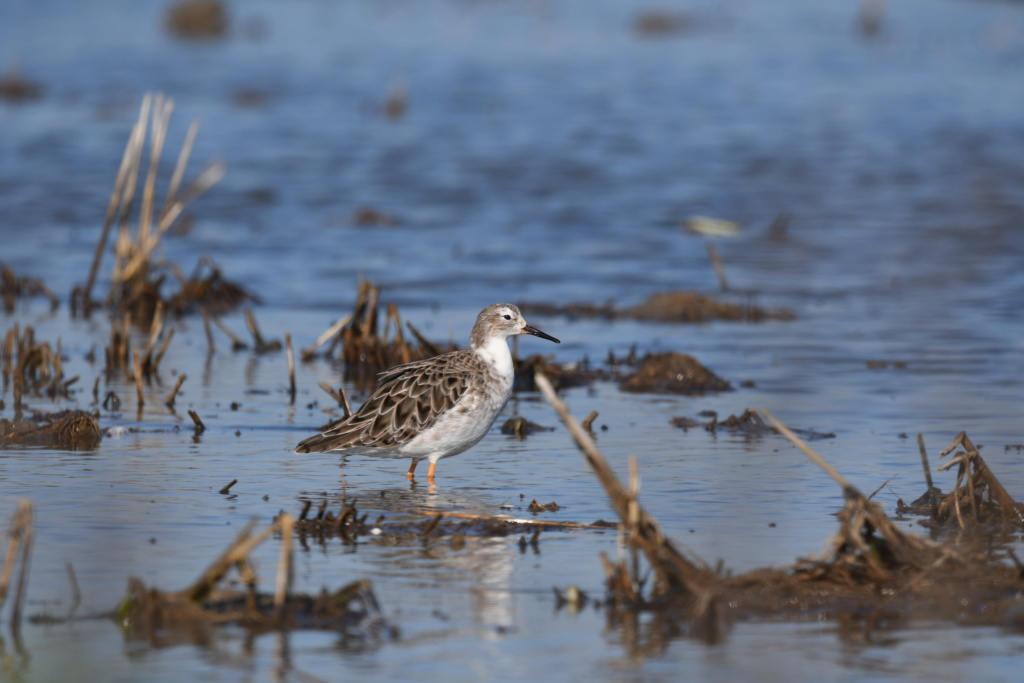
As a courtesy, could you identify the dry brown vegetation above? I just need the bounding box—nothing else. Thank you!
[1,324,78,411]
[301,279,456,391]
[537,373,1024,644]
[1,264,58,313]
[71,92,254,326]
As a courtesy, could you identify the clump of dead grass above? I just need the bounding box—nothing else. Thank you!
[71,93,254,326]
[1,325,79,411]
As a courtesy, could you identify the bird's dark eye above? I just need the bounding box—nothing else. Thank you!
[503,314,512,320]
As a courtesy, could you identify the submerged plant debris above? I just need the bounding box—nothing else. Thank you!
[500,416,554,439]
[1,263,58,312]
[1,325,79,410]
[672,408,835,440]
[112,515,393,645]
[285,500,604,549]
[0,410,101,450]
[519,290,794,324]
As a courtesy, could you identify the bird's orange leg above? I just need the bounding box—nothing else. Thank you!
[427,461,437,483]
[406,459,418,480]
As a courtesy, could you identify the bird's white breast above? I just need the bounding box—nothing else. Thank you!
[474,335,514,382]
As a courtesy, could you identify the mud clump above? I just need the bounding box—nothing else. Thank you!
[352,206,400,228]
[628,291,794,323]
[0,410,101,450]
[634,11,692,37]
[0,66,42,102]
[620,352,731,394]
[165,0,228,40]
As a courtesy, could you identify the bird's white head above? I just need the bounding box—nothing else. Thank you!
[470,303,560,349]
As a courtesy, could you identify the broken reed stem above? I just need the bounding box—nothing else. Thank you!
[759,408,854,497]
[137,93,171,246]
[581,411,599,433]
[152,327,175,373]
[187,409,205,431]
[319,382,341,404]
[917,433,939,520]
[301,313,352,361]
[339,386,352,418]
[82,95,149,308]
[201,308,216,354]
[164,120,198,213]
[0,501,34,629]
[66,562,81,619]
[244,308,265,348]
[536,372,712,597]
[132,349,144,408]
[707,242,728,292]
[420,514,443,537]
[143,297,165,364]
[219,479,237,494]
[166,373,186,406]
[211,313,247,350]
[184,518,275,603]
[406,321,440,357]
[285,333,296,403]
[274,513,294,617]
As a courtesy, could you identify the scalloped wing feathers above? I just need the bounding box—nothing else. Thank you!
[294,350,485,453]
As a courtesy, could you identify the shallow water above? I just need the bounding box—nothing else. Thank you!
[3,0,1024,680]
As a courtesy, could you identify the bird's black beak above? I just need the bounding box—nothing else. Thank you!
[522,324,560,344]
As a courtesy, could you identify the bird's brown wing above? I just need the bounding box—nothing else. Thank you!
[294,351,478,453]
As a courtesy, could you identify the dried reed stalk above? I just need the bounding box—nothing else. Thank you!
[536,372,714,598]
[0,501,34,627]
[166,373,186,406]
[760,408,946,579]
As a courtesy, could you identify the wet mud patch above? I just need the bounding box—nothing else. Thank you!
[165,0,228,40]
[519,290,794,324]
